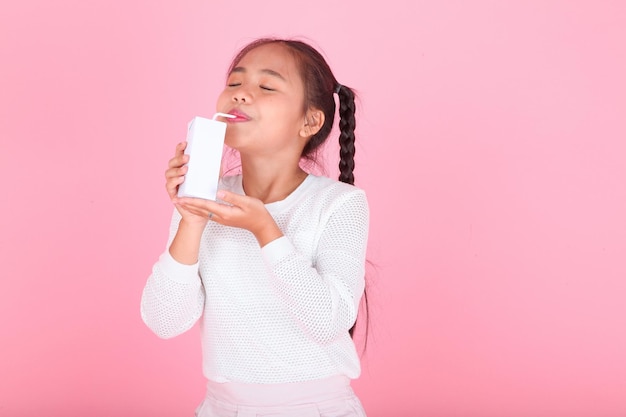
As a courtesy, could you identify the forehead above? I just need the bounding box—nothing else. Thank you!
[235,43,300,80]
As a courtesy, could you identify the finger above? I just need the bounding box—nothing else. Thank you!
[176,197,213,211]
[166,175,186,199]
[182,205,209,218]
[178,198,234,219]
[167,142,189,167]
[178,202,221,221]
[176,198,207,212]
[216,190,247,208]
[168,153,189,169]
[207,211,221,222]
[175,141,187,155]
[165,165,188,179]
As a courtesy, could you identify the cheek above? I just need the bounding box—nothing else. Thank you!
[271,99,304,123]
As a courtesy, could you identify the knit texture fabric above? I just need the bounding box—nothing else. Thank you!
[141,174,369,384]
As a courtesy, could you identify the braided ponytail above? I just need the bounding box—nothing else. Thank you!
[336,84,356,185]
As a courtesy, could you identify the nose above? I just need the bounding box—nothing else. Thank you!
[232,86,251,103]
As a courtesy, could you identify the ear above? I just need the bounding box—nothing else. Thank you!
[299,108,325,138]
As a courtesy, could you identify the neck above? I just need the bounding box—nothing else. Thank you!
[240,155,308,204]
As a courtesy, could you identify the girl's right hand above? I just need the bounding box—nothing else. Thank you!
[165,142,208,227]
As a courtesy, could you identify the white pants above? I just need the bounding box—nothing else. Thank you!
[195,376,367,417]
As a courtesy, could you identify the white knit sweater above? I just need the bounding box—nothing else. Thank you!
[141,174,369,384]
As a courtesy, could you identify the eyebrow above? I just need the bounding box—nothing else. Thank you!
[230,66,286,81]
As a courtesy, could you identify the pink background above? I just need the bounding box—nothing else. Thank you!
[1,1,625,416]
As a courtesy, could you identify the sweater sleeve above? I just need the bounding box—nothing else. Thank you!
[140,210,205,339]
[261,190,369,345]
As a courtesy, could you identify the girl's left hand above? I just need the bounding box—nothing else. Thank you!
[174,190,283,247]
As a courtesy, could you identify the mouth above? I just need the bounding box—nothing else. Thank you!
[225,108,251,122]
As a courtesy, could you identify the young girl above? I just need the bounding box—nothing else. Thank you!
[141,38,369,417]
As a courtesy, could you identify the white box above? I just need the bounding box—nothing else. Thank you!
[177,116,227,200]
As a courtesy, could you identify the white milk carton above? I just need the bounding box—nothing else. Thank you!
[177,113,234,200]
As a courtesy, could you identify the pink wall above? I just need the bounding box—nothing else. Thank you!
[1,1,625,416]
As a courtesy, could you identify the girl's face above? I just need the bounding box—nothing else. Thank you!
[216,43,309,156]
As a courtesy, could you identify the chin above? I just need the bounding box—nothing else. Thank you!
[224,132,239,147]
[224,136,241,149]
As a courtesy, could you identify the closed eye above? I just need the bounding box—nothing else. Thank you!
[228,83,241,87]
[260,85,275,91]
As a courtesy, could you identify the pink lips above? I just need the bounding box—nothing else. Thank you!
[226,109,251,122]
